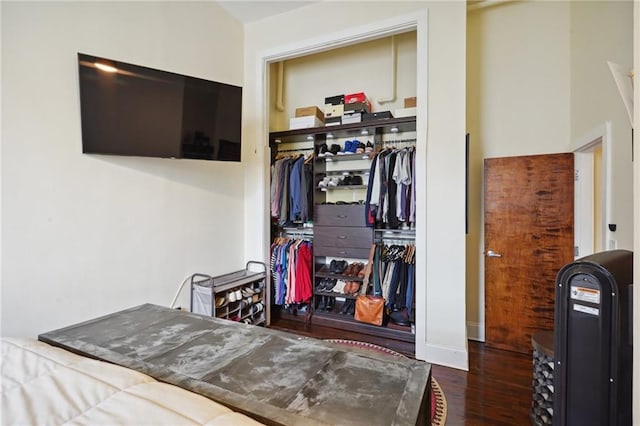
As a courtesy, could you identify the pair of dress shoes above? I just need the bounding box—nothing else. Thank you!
[389,309,411,326]
[329,259,348,274]
[336,140,365,155]
[316,278,337,292]
[340,299,356,315]
[316,296,335,312]
[227,289,243,303]
[337,175,363,186]
[343,262,365,277]
[342,281,361,295]
[317,143,341,157]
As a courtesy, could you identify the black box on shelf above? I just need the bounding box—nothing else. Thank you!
[325,116,342,126]
[363,111,394,121]
[324,94,345,105]
[344,101,371,114]
[342,111,363,124]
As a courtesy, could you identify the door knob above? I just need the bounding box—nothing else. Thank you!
[486,250,502,258]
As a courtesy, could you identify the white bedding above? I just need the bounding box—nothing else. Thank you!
[1,338,263,426]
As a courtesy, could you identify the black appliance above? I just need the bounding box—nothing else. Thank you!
[553,249,633,426]
[78,53,242,162]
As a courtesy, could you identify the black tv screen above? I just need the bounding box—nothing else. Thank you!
[78,53,242,161]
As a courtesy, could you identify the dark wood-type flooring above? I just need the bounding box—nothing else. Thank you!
[270,318,532,425]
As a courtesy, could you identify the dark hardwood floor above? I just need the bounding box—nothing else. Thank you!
[269,318,533,425]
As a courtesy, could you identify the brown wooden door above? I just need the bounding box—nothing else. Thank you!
[484,153,574,354]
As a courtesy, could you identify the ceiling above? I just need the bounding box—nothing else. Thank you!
[216,1,319,24]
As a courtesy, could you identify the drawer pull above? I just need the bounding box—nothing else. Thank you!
[339,251,347,255]
[337,235,347,239]
[336,215,347,218]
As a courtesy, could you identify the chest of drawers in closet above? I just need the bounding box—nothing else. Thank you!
[313,205,372,256]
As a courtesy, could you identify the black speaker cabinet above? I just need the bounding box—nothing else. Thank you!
[553,249,633,426]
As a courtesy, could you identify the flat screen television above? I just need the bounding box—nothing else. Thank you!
[78,53,242,162]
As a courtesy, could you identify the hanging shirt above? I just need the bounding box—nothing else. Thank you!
[289,156,304,222]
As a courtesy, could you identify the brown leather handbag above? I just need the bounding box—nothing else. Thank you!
[354,295,384,326]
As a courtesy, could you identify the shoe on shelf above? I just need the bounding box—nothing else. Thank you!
[356,142,366,154]
[342,263,353,276]
[325,297,335,312]
[317,296,326,311]
[330,260,346,274]
[317,176,330,188]
[325,144,341,156]
[350,175,363,185]
[358,263,367,278]
[347,300,356,316]
[324,278,337,291]
[389,309,411,326]
[317,143,329,157]
[338,140,351,155]
[337,176,350,186]
[365,141,374,153]
[337,140,349,155]
[215,296,227,308]
[346,139,358,154]
[333,279,347,294]
[327,177,341,187]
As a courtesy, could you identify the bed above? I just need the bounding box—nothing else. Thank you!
[1,337,262,425]
[4,304,431,425]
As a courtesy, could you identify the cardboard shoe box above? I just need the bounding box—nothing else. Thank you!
[404,97,417,108]
[295,106,324,122]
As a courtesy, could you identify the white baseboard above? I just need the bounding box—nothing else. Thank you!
[424,343,469,371]
[467,321,485,342]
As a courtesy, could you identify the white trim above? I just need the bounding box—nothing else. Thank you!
[257,14,420,64]
[466,321,485,342]
[425,342,469,371]
[573,152,595,257]
[572,122,612,254]
[633,3,639,423]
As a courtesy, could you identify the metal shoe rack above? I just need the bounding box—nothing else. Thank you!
[190,261,267,326]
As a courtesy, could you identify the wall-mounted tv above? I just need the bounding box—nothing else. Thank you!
[78,53,242,162]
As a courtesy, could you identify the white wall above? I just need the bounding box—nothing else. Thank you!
[466,1,572,340]
[570,0,634,251]
[1,2,245,337]
[270,32,417,130]
[243,1,468,369]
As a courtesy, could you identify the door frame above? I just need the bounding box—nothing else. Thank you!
[572,121,612,258]
[253,10,440,364]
